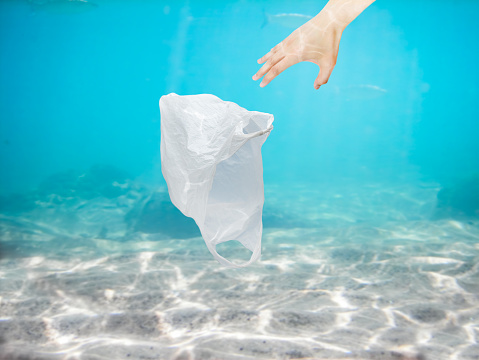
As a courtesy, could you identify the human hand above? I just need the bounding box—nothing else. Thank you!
[253,0,375,90]
[253,12,343,90]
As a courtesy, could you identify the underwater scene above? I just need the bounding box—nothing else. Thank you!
[1,0,478,359]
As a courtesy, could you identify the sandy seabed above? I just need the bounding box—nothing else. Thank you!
[0,182,478,360]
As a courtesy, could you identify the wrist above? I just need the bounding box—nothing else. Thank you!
[318,0,375,30]
[311,8,347,34]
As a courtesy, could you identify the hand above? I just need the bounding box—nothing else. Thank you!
[253,0,375,90]
[253,12,344,90]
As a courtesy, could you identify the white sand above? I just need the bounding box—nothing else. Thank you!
[0,182,478,360]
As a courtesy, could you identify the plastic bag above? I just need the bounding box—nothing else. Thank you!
[159,94,274,267]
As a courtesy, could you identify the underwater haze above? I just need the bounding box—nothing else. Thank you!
[1,0,479,359]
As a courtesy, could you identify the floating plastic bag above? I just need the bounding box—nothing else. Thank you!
[159,94,274,268]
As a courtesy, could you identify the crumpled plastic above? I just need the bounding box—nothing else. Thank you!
[159,93,274,267]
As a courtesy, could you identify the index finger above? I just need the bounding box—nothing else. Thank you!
[257,43,282,64]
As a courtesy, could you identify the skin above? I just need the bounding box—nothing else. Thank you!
[253,0,376,89]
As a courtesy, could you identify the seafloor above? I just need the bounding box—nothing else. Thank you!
[0,168,478,360]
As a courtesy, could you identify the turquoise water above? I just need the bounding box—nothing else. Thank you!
[0,1,478,359]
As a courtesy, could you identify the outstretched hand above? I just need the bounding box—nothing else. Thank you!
[253,0,376,90]
[253,12,343,90]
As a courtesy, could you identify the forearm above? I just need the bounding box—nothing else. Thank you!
[313,0,376,30]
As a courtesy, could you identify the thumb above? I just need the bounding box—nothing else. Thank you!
[314,65,333,90]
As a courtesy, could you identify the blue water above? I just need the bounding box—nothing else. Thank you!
[1,0,478,192]
[0,1,478,359]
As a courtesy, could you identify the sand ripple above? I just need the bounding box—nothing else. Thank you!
[1,183,478,360]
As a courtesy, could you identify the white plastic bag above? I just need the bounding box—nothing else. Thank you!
[159,94,274,267]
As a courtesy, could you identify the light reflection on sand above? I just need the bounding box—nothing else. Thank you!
[0,182,478,360]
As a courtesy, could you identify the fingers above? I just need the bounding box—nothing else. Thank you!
[257,50,274,65]
[257,43,281,64]
[253,52,285,81]
[253,43,283,81]
[314,64,334,90]
[259,56,298,87]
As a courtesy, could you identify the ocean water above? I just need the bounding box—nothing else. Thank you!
[0,0,478,359]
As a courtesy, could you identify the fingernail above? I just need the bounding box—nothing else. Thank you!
[252,75,258,80]
[260,82,265,88]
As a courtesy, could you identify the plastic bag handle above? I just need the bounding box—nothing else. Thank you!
[206,241,261,268]
[240,125,273,141]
